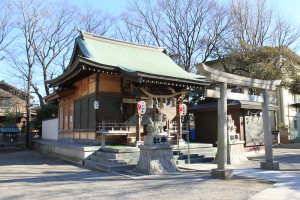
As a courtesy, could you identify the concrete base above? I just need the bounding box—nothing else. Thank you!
[134,144,178,175]
[260,161,280,170]
[211,168,233,179]
[32,140,101,165]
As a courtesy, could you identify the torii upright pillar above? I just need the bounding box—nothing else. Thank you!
[211,82,233,179]
[261,89,279,170]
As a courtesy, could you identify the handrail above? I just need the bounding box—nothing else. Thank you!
[96,120,132,148]
[171,131,190,165]
[169,121,189,132]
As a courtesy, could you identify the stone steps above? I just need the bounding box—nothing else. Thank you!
[84,144,216,172]
[175,156,214,165]
[84,146,140,172]
[89,155,138,165]
[174,153,200,160]
[101,146,140,153]
[95,151,140,159]
[172,146,217,164]
[85,159,136,172]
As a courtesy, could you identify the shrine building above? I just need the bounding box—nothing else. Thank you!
[45,31,209,146]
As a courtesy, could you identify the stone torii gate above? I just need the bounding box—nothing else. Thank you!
[197,64,281,179]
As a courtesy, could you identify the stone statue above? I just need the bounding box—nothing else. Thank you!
[146,113,165,135]
[227,115,237,134]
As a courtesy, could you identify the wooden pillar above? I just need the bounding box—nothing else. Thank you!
[153,98,156,120]
[95,73,100,118]
[101,120,106,148]
[136,113,141,146]
[95,73,99,144]
[176,102,182,137]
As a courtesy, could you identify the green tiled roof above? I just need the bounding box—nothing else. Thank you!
[77,32,207,83]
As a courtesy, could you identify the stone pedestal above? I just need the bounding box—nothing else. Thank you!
[211,168,233,179]
[227,140,248,165]
[134,144,178,175]
[260,161,280,170]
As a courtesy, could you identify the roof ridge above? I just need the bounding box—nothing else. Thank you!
[79,30,166,52]
[0,81,26,95]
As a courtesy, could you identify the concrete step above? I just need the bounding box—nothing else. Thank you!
[101,146,140,153]
[173,147,217,156]
[172,146,216,164]
[202,152,217,158]
[174,154,214,164]
[90,156,128,164]
[84,160,136,172]
[176,160,186,165]
[186,157,214,164]
[95,151,140,159]
[173,154,201,160]
[173,143,214,149]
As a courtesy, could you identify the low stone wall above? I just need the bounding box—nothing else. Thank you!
[32,140,101,165]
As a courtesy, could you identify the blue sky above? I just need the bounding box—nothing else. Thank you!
[275,0,300,24]
[69,0,129,14]
[67,0,300,26]
[2,0,300,101]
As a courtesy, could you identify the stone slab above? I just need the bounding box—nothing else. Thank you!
[260,161,280,170]
[101,146,140,153]
[211,168,233,179]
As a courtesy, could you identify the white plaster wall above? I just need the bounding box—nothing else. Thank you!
[281,88,299,137]
[42,118,58,140]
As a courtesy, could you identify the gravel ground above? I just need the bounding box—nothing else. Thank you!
[0,150,272,200]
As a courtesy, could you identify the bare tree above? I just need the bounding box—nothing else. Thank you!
[273,14,300,49]
[226,0,300,52]
[29,2,78,96]
[79,5,115,35]
[8,0,47,146]
[0,1,16,61]
[218,0,300,77]
[118,0,229,72]
[9,0,52,108]
[115,13,156,45]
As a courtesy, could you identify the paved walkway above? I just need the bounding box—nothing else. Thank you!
[0,143,299,200]
[179,143,300,200]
